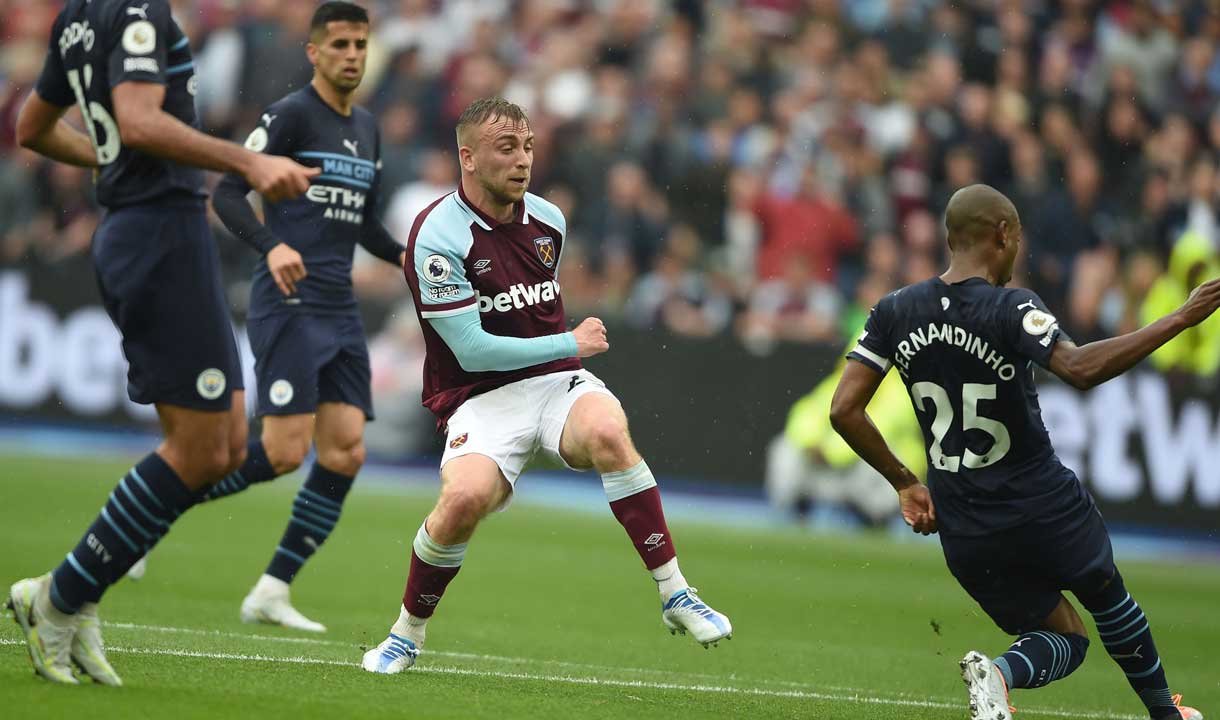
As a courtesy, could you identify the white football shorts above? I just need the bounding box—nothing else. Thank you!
[439,368,617,506]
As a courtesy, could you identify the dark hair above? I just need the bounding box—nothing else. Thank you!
[310,1,369,40]
[456,97,530,143]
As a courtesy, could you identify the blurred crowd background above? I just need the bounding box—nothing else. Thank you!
[3,0,1220,461]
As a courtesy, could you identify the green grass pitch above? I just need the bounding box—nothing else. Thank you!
[0,452,1216,719]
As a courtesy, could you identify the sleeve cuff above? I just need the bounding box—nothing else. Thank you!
[847,343,892,373]
[559,331,578,358]
[420,300,478,319]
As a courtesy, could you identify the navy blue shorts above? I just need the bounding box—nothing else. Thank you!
[92,197,242,411]
[939,493,1116,635]
[247,311,373,419]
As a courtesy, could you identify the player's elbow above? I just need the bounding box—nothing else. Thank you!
[15,120,38,150]
[1058,355,1097,391]
[828,400,857,437]
[15,109,46,151]
[452,350,491,374]
[115,110,154,150]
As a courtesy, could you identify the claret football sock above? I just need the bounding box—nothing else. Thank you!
[401,518,465,624]
[605,462,678,576]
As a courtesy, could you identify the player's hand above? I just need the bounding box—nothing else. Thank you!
[898,483,937,535]
[1176,277,1220,327]
[267,243,306,296]
[573,317,609,358]
[246,154,320,203]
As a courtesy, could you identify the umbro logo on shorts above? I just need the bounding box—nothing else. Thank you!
[449,433,468,450]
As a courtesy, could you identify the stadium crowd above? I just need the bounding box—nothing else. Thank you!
[3,0,1220,378]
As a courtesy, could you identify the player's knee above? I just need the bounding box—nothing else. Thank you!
[584,416,633,466]
[265,436,309,475]
[198,444,237,481]
[436,485,493,529]
[319,440,365,476]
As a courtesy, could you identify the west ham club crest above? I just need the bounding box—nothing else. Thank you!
[533,236,556,268]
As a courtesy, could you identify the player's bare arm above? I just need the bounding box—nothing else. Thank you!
[111,81,318,202]
[15,91,98,168]
[830,360,936,535]
[1048,277,1220,390]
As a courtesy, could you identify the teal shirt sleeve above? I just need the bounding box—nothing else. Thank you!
[428,309,578,373]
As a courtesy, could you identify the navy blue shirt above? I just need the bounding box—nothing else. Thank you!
[848,277,1087,536]
[34,0,205,208]
[214,85,399,319]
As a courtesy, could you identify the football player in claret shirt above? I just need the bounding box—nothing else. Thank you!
[7,0,315,686]
[831,184,1213,720]
[360,98,732,673]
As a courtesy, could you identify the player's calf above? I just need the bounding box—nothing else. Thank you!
[603,462,733,647]
[992,630,1088,689]
[1077,570,1199,720]
[362,519,466,671]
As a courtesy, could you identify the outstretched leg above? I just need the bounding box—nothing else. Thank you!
[127,412,308,582]
[558,392,732,647]
[10,394,246,686]
[1076,570,1200,720]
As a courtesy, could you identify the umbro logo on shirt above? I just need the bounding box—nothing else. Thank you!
[473,259,493,275]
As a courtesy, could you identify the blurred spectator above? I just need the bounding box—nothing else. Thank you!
[1141,231,1220,381]
[753,167,859,284]
[1089,0,1178,111]
[625,224,731,338]
[1028,149,1117,332]
[385,149,457,242]
[738,255,841,354]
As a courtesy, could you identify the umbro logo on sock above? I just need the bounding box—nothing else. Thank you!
[418,594,441,606]
[644,533,665,548]
[1110,644,1143,660]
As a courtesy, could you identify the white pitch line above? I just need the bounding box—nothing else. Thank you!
[0,638,1142,720]
[100,621,887,696]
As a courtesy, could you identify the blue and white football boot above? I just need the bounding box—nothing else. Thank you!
[361,633,420,674]
[661,588,732,648]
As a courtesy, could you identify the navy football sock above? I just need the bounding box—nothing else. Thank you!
[264,463,354,583]
[1078,571,1179,719]
[993,631,1089,689]
[49,453,194,613]
[203,440,276,501]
